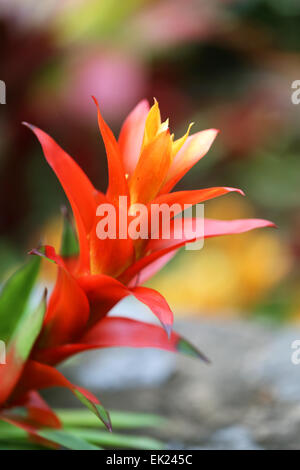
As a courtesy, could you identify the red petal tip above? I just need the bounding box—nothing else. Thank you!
[236,188,245,196]
[22,121,36,131]
[203,356,211,365]
[139,98,149,107]
[223,187,245,197]
[28,248,40,256]
[164,324,172,340]
[253,220,278,229]
[257,220,277,229]
[107,423,113,433]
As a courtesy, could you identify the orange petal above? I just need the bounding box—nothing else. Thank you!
[31,246,90,350]
[151,186,245,220]
[34,317,208,365]
[92,97,129,204]
[160,129,219,194]
[11,361,112,431]
[171,122,193,159]
[128,251,178,287]
[90,233,135,279]
[129,130,172,205]
[142,98,161,147]
[131,286,174,337]
[118,99,150,177]
[23,123,95,274]
[8,391,61,429]
[77,275,173,335]
[120,218,276,283]
[89,201,135,277]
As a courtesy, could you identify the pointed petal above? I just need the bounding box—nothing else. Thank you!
[77,274,129,326]
[151,186,245,220]
[131,286,173,337]
[92,97,129,203]
[34,317,209,365]
[129,130,172,205]
[8,391,61,429]
[150,218,277,252]
[128,186,244,247]
[39,269,89,349]
[120,218,276,283]
[23,123,95,273]
[142,99,161,147]
[128,251,178,286]
[83,317,209,362]
[12,361,112,432]
[78,275,172,334]
[30,246,90,349]
[160,129,219,193]
[0,291,46,406]
[171,122,193,158]
[118,99,150,177]
[29,245,66,269]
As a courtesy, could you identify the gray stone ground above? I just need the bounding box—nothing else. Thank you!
[52,318,300,450]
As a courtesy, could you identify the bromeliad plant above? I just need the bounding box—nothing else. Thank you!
[0,98,274,449]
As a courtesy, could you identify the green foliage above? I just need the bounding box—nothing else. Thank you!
[0,410,166,450]
[57,408,166,429]
[0,256,41,343]
[38,429,101,450]
[72,389,111,432]
[60,208,79,257]
[8,291,46,362]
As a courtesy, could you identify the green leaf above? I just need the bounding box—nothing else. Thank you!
[73,389,112,432]
[37,429,101,450]
[0,441,45,450]
[9,290,47,362]
[0,256,41,343]
[0,292,46,405]
[0,420,26,439]
[60,207,79,257]
[56,409,166,429]
[63,428,164,450]
[0,419,164,450]
[177,338,211,363]
[0,421,100,450]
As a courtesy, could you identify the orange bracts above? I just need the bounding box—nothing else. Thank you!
[20,97,275,360]
[0,99,275,445]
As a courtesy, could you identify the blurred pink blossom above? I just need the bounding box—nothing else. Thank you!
[131,0,221,47]
[62,50,147,122]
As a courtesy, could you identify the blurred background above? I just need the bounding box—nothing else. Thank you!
[1,0,300,449]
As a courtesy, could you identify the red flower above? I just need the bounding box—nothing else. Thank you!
[0,99,274,442]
